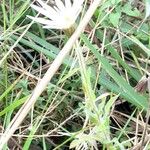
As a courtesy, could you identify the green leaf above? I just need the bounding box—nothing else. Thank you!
[122,3,140,17]
[109,12,121,27]
[104,95,119,116]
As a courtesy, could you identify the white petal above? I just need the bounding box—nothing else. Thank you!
[72,0,83,17]
[55,0,65,11]
[36,0,51,10]
[43,25,62,29]
[30,4,58,21]
[28,0,83,30]
[72,6,81,18]
[65,0,71,9]
[72,0,84,9]
[27,16,53,25]
[44,24,69,29]
[43,20,72,29]
[53,6,60,13]
[43,21,65,29]
[36,0,57,15]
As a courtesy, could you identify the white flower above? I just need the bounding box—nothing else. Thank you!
[28,0,84,29]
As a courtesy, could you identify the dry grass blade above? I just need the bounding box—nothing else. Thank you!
[0,0,103,149]
[140,76,150,149]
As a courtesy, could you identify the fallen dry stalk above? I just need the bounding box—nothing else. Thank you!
[0,0,103,149]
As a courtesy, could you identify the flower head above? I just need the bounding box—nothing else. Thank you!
[28,0,84,30]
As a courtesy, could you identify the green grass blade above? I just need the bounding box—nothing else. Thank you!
[0,96,28,117]
[81,33,148,109]
[11,34,75,66]
[90,21,141,81]
[130,35,150,56]
[25,31,60,54]
[0,75,22,102]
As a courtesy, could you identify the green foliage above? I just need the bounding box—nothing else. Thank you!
[70,95,120,149]
[81,33,148,109]
[109,11,121,27]
[122,3,140,17]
